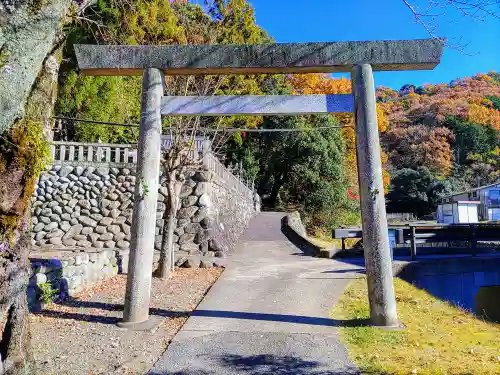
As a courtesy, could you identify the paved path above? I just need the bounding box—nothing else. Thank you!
[149,212,363,375]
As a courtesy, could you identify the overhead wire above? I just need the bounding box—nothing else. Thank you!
[52,115,353,133]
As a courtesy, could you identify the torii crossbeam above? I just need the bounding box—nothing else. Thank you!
[75,39,444,330]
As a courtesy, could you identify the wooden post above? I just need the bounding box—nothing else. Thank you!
[470,224,477,257]
[410,225,417,260]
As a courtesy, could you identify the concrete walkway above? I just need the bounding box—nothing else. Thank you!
[148,212,363,375]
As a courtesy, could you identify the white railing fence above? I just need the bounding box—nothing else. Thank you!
[50,141,254,197]
[204,153,254,199]
[51,141,137,167]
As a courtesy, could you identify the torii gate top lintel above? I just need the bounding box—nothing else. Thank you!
[74,39,444,76]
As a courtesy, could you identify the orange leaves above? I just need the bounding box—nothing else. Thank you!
[382,72,500,129]
[376,106,389,133]
[288,73,391,191]
[467,104,500,130]
[385,125,455,177]
[289,73,389,132]
[289,73,351,95]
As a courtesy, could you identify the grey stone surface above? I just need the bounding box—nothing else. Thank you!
[44,222,58,231]
[184,257,200,268]
[192,207,208,223]
[182,195,198,207]
[193,171,212,182]
[46,229,64,239]
[198,193,211,207]
[163,94,355,116]
[194,182,209,196]
[99,232,114,241]
[184,223,202,234]
[32,129,256,260]
[76,240,91,248]
[178,206,198,219]
[180,243,200,253]
[33,222,45,232]
[108,225,121,235]
[351,64,398,327]
[81,226,93,235]
[105,240,116,249]
[109,209,120,219]
[75,39,444,76]
[179,233,196,245]
[122,68,163,324]
[95,226,107,234]
[195,230,210,244]
[100,217,113,226]
[200,259,213,268]
[62,238,77,247]
[117,240,130,249]
[179,185,193,198]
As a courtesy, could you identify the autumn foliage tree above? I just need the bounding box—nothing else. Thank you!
[384,124,455,177]
[289,73,391,195]
[380,71,500,214]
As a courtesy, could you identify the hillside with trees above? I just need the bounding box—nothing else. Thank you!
[54,0,500,228]
[378,72,500,216]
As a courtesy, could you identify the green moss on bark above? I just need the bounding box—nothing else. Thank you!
[0,120,51,242]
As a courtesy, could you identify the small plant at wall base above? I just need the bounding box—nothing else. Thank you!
[37,282,59,303]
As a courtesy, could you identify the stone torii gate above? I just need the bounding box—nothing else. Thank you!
[75,39,444,329]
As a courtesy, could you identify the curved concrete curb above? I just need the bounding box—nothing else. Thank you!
[282,212,339,259]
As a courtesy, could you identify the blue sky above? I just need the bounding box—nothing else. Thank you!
[248,0,500,89]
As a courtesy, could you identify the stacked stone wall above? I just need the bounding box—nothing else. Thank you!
[31,152,258,269]
[31,165,166,251]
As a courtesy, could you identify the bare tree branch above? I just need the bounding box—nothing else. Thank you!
[401,0,499,52]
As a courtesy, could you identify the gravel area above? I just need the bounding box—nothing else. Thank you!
[30,268,223,375]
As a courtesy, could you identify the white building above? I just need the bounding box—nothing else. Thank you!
[439,182,500,222]
[437,201,479,224]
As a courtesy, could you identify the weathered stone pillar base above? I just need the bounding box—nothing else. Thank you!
[121,68,163,327]
[351,64,398,327]
[117,315,164,332]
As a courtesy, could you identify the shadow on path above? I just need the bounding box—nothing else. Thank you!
[34,299,191,324]
[36,301,368,328]
[149,354,363,375]
[191,310,368,327]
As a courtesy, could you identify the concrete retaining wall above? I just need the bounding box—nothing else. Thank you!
[397,255,500,319]
[28,249,123,310]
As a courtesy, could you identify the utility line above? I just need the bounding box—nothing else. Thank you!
[52,116,353,133]
[53,116,139,128]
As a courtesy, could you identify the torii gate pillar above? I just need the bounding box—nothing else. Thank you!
[352,64,398,327]
[119,68,163,328]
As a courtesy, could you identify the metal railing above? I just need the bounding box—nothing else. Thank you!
[387,212,416,222]
[204,153,254,199]
[333,223,500,260]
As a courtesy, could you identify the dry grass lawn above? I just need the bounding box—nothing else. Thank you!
[331,278,500,375]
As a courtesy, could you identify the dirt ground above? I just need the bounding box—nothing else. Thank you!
[30,268,223,375]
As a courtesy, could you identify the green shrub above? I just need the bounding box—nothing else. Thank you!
[38,282,59,303]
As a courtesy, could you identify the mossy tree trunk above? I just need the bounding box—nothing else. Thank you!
[0,52,61,375]
[1,0,95,371]
[0,221,33,375]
